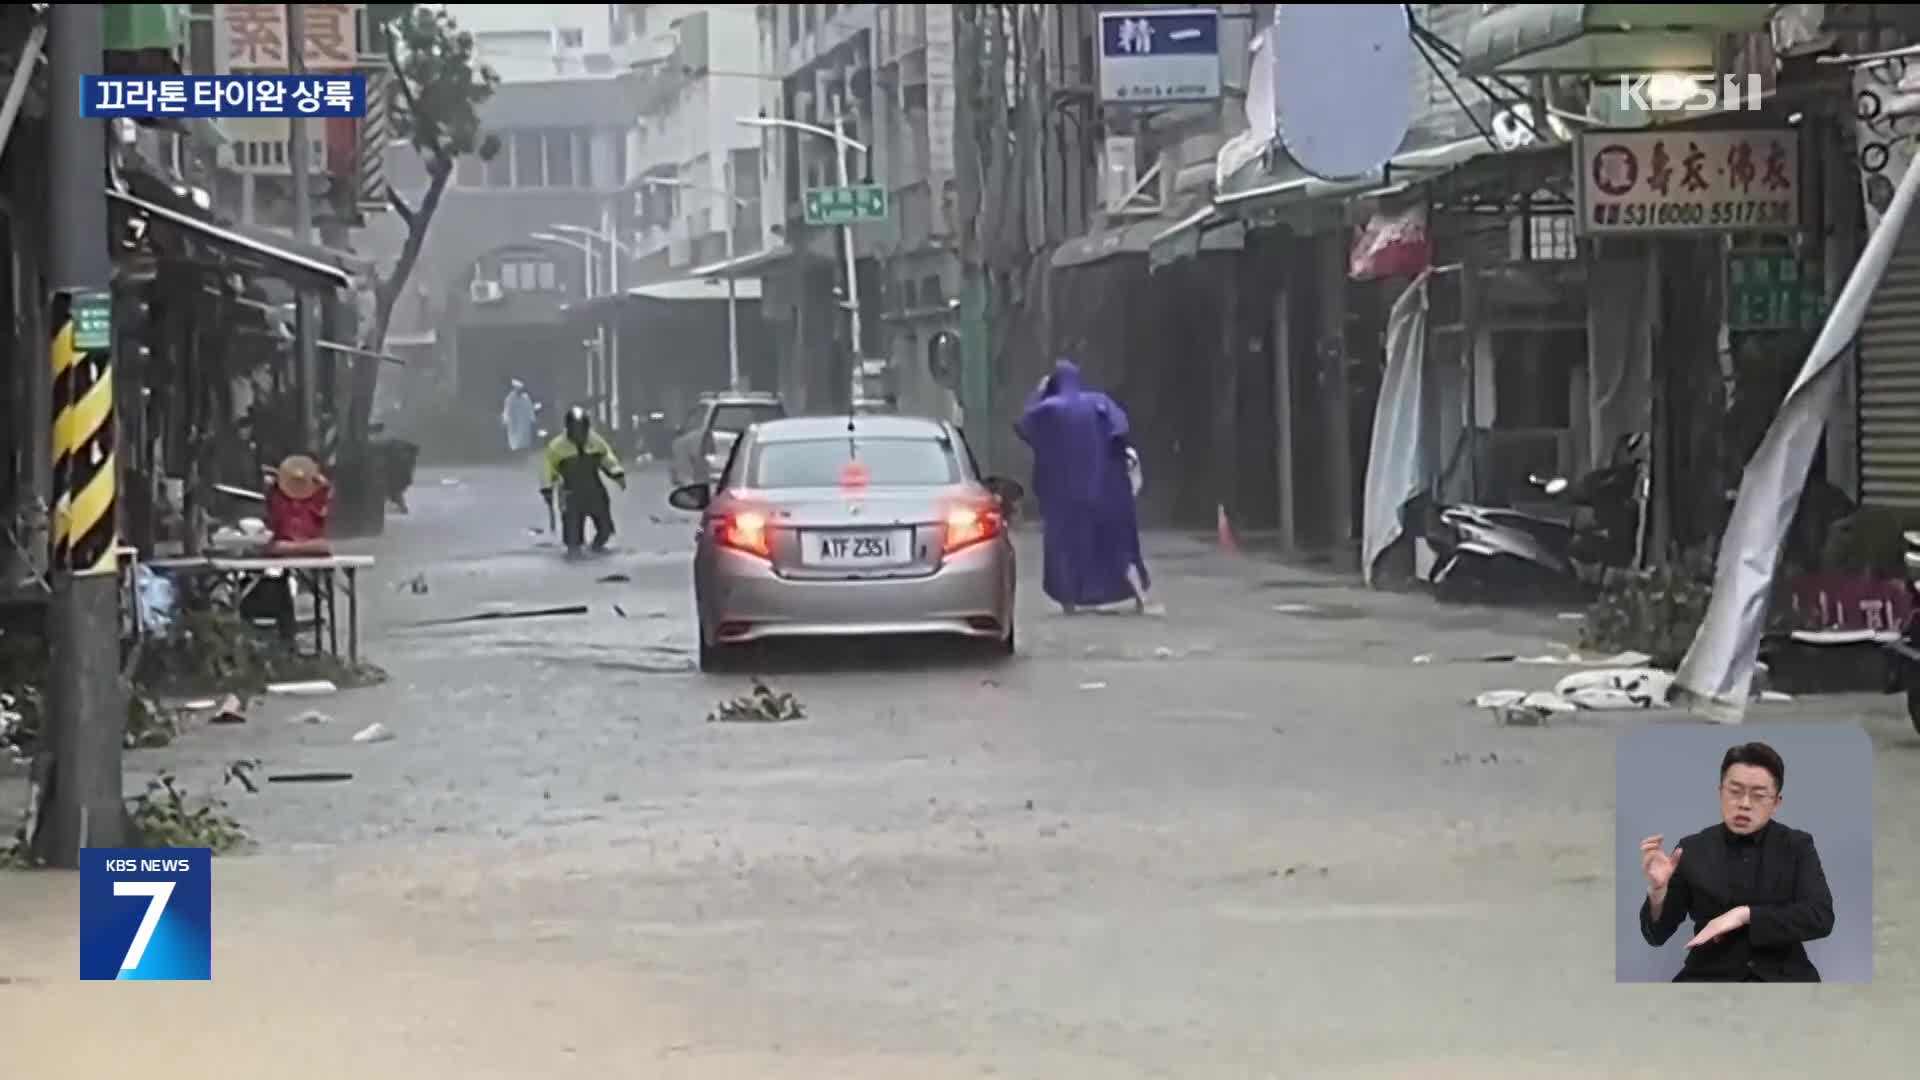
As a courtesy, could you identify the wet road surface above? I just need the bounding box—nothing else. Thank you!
[4,464,1919,1078]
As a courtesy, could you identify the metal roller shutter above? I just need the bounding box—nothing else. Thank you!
[1859,215,1920,510]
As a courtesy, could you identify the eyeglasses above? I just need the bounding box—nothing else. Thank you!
[1720,782,1778,806]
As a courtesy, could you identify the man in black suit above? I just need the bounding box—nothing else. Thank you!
[1638,741,1835,982]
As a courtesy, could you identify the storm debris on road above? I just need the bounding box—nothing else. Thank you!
[351,722,396,744]
[266,771,355,784]
[597,573,632,584]
[209,693,249,724]
[708,680,806,724]
[290,709,333,725]
[267,680,338,697]
[406,604,590,627]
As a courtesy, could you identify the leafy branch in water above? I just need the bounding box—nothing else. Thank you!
[708,680,806,724]
[134,610,387,696]
[126,770,256,854]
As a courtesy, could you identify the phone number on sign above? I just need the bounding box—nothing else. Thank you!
[1592,200,1795,229]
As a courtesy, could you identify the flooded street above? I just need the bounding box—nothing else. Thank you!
[4,466,1919,1077]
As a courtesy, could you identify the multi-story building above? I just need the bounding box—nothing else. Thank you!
[365,75,637,429]
[449,4,625,82]
[747,3,965,418]
[616,5,767,283]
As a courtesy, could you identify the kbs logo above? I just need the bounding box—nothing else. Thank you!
[1617,74,1766,115]
[78,848,212,981]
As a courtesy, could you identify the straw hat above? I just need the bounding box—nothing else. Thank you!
[272,454,327,500]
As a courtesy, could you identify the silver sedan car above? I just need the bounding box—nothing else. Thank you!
[668,414,1023,671]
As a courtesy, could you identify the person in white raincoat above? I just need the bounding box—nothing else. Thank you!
[502,380,536,454]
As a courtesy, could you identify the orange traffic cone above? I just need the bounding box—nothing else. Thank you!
[1216,504,1239,554]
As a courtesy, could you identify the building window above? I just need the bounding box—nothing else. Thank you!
[546,130,577,187]
[484,144,512,187]
[498,260,558,292]
[806,4,818,33]
[512,131,544,187]
[731,148,762,200]
[557,27,584,49]
[788,4,800,42]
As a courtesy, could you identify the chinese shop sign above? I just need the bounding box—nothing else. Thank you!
[1576,129,1800,236]
[1727,250,1830,331]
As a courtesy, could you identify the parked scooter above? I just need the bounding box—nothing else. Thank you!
[1424,433,1650,604]
[1885,528,1920,734]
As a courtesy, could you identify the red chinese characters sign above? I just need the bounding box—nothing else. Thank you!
[1575,129,1799,236]
[217,4,361,72]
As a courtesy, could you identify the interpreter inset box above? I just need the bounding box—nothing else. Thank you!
[1614,723,1872,984]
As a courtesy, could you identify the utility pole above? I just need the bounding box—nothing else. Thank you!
[36,2,127,865]
[831,95,863,405]
[286,2,318,453]
[951,5,991,465]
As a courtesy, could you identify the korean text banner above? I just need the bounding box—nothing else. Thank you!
[81,75,367,119]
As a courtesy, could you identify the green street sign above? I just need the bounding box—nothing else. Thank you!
[1727,250,1826,332]
[804,185,889,226]
[72,290,112,351]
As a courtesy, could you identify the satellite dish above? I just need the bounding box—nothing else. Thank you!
[1270,5,1415,181]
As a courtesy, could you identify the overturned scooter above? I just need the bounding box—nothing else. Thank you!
[1425,433,1650,604]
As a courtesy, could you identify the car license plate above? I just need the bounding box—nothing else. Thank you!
[805,529,908,567]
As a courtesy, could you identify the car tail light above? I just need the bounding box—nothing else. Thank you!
[716,508,771,558]
[943,502,1003,555]
[839,460,870,489]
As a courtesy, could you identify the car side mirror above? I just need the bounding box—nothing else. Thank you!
[668,483,711,512]
[984,476,1024,505]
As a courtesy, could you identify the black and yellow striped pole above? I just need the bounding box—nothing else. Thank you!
[49,289,118,578]
[33,2,128,865]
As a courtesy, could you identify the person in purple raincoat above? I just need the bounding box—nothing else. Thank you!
[1015,357,1152,614]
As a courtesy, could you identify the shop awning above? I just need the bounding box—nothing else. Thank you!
[1051,212,1244,271]
[687,245,790,279]
[561,276,765,319]
[629,277,763,302]
[1216,135,1506,219]
[108,189,355,290]
[1460,4,1776,78]
[1148,205,1247,273]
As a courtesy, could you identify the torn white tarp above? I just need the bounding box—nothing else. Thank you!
[1673,140,1920,723]
[1362,270,1432,585]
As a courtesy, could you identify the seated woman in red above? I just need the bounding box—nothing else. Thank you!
[265,454,333,555]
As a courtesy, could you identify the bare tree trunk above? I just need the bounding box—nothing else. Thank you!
[348,157,451,448]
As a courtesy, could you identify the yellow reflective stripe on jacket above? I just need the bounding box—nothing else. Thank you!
[542,432,624,488]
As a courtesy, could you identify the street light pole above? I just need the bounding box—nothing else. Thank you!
[602,199,620,431]
[722,167,741,390]
[830,96,862,397]
[581,231,597,410]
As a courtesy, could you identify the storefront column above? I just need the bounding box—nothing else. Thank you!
[1272,265,1298,554]
[1316,231,1353,561]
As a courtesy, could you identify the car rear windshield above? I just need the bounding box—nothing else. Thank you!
[748,438,961,488]
[710,403,784,434]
